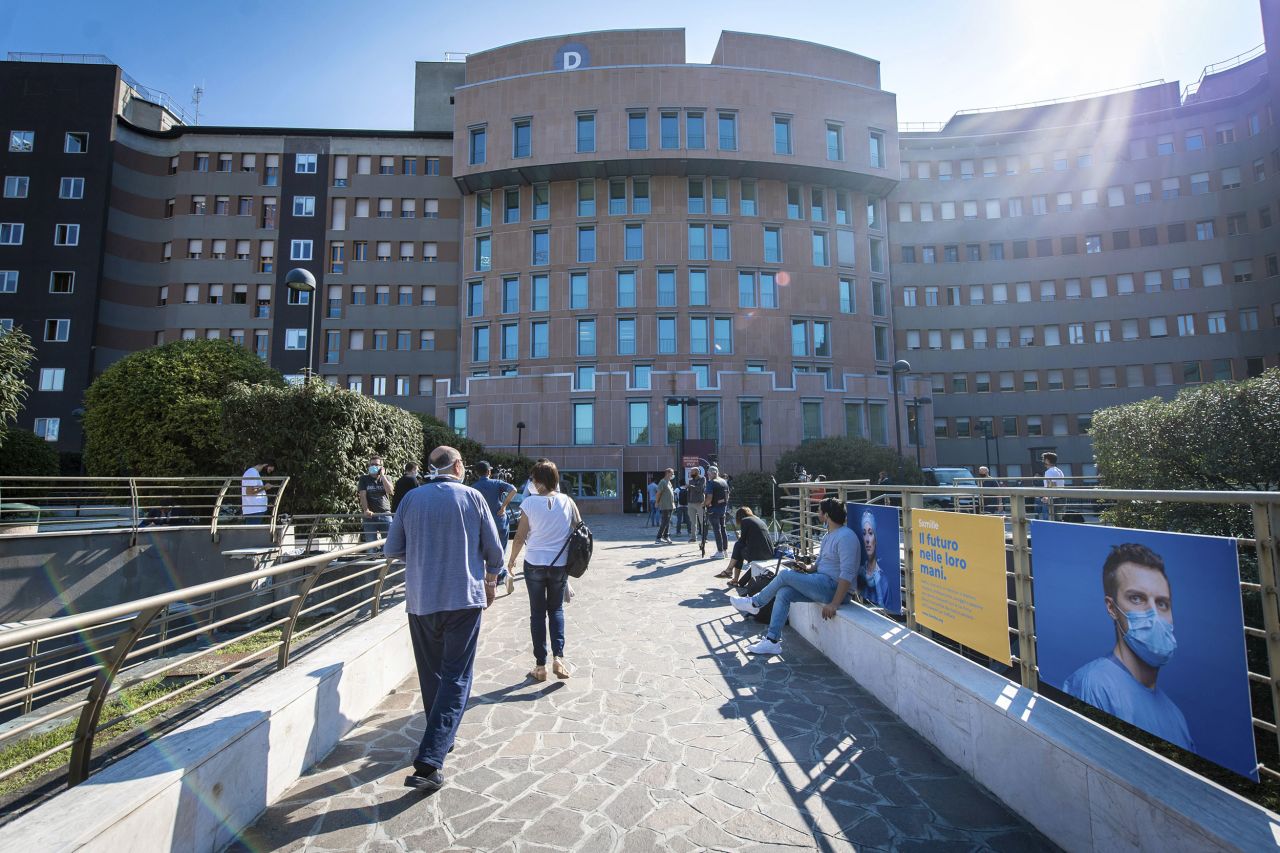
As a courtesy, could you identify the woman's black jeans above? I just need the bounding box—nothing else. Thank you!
[524,563,567,665]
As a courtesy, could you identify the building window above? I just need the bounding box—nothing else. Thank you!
[3,176,29,198]
[293,196,315,217]
[774,116,792,155]
[530,320,549,358]
[825,124,844,161]
[576,113,595,153]
[660,112,680,149]
[290,239,313,260]
[577,318,596,356]
[34,418,59,441]
[0,223,24,246]
[53,224,80,246]
[717,112,737,150]
[624,223,644,260]
[657,269,677,307]
[9,131,34,152]
[469,126,487,164]
[628,112,647,150]
[577,226,596,263]
[686,111,706,149]
[513,119,532,158]
[811,231,829,266]
[868,130,884,168]
[617,318,636,355]
[658,316,677,354]
[44,319,70,341]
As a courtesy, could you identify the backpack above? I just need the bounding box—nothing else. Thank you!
[552,520,594,578]
[743,568,776,625]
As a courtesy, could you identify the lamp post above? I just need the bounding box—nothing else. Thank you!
[665,396,699,482]
[891,359,911,477]
[284,268,317,379]
[754,417,764,471]
[980,420,993,472]
[516,421,526,458]
[908,396,932,471]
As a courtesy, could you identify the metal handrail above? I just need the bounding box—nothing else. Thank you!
[0,537,396,790]
[776,479,1280,783]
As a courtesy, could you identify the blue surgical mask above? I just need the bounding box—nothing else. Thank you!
[1120,608,1177,668]
[368,465,381,475]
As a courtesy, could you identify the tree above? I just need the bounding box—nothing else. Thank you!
[222,380,424,516]
[1092,368,1280,537]
[412,413,535,486]
[82,339,283,477]
[0,326,34,445]
[775,437,922,486]
[0,426,59,475]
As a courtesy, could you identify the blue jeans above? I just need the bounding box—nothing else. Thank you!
[1038,498,1056,521]
[407,607,482,769]
[648,504,659,526]
[674,507,689,536]
[524,563,567,665]
[708,506,728,553]
[752,570,839,642]
[362,512,392,542]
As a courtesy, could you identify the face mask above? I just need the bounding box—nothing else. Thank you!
[1119,607,1177,668]
[368,465,381,475]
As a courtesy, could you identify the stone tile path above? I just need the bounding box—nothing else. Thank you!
[230,516,1055,852]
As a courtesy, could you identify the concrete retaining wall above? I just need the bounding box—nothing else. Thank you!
[789,602,1280,853]
[0,602,415,852]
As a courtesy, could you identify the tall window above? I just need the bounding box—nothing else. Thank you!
[629,402,650,444]
[660,112,679,149]
[868,130,885,168]
[741,401,762,444]
[686,112,706,149]
[827,124,844,161]
[717,112,737,150]
[616,270,636,308]
[577,318,596,356]
[576,114,596,153]
[513,119,531,158]
[628,112,647,150]
[573,402,593,445]
[774,116,792,155]
[469,126,486,164]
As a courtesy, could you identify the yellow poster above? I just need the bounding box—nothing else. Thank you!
[912,509,1010,662]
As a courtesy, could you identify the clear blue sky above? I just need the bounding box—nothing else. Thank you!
[0,0,1267,129]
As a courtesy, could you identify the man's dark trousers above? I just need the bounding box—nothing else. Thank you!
[407,607,482,770]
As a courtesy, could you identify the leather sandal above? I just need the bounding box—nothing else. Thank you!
[529,665,547,682]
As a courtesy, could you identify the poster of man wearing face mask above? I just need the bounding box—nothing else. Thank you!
[1031,521,1257,780]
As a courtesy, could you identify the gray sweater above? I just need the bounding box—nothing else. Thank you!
[385,477,505,616]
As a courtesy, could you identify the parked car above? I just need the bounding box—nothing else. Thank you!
[921,467,977,509]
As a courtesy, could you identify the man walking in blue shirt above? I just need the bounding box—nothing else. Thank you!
[386,445,506,791]
[472,461,517,593]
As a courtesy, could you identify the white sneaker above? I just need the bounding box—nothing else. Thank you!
[712,550,725,559]
[731,595,760,616]
[747,637,783,655]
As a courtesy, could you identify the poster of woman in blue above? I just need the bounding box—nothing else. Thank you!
[1031,520,1257,780]
[847,503,902,616]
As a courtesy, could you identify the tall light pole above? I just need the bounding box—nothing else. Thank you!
[909,395,932,471]
[754,417,764,471]
[285,268,317,379]
[981,420,993,472]
[665,396,699,482]
[516,421,526,457]
[891,359,911,478]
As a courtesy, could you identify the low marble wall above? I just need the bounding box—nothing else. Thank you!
[0,602,415,852]
[789,602,1280,853]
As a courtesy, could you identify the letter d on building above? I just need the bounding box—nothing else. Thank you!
[555,43,590,72]
[562,51,582,71]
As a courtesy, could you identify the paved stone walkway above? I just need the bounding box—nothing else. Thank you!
[231,516,1055,852]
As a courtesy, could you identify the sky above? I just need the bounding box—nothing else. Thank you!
[0,1,1268,130]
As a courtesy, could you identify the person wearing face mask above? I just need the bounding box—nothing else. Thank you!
[358,455,395,542]
[1063,543,1194,751]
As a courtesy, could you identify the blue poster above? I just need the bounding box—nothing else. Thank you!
[847,503,902,616]
[1032,521,1257,780]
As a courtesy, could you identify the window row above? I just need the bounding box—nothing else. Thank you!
[7,130,88,153]
[0,223,81,246]
[173,151,444,181]
[902,305,1276,351]
[467,112,887,168]
[898,262,1274,310]
[463,316,738,361]
[3,176,85,199]
[898,114,1270,180]
[0,270,76,294]
[328,196,444,225]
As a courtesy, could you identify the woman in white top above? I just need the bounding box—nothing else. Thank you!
[507,459,579,682]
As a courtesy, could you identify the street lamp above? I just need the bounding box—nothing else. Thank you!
[980,420,993,472]
[754,417,764,471]
[516,421,526,458]
[891,359,911,477]
[665,396,699,482]
[284,268,317,379]
[908,396,932,471]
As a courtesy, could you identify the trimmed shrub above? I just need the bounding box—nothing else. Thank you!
[0,426,59,476]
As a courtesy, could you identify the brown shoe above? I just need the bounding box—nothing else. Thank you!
[552,658,571,679]
[715,569,733,579]
[529,665,547,682]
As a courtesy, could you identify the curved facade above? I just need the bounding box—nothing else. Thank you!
[891,52,1280,480]
[433,29,913,503]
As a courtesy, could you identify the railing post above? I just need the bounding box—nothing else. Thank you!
[127,477,140,547]
[67,604,163,787]
[22,639,37,715]
[269,477,290,541]
[211,477,232,543]
[1010,492,1037,689]
[370,559,393,617]
[277,555,331,671]
[902,491,920,632]
[1252,502,1280,762]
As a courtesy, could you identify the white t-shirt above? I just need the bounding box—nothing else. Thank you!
[1043,466,1065,489]
[242,466,267,515]
[521,491,577,566]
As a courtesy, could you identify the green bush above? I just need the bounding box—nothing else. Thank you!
[0,326,34,443]
[0,426,59,475]
[221,380,424,516]
[1092,368,1280,537]
[775,437,921,486]
[728,470,776,517]
[83,339,282,477]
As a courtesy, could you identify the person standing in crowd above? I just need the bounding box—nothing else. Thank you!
[704,465,731,558]
[473,461,518,593]
[646,474,659,527]
[507,459,579,682]
[358,455,395,542]
[385,446,505,791]
[633,487,644,517]
[655,468,675,544]
[1040,452,1065,520]
[686,467,707,544]
[240,459,276,523]
[731,498,856,656]
[719,506,774,585]
[976,466,1001,515]
[392,461,421,513]
[674,479,690,539]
